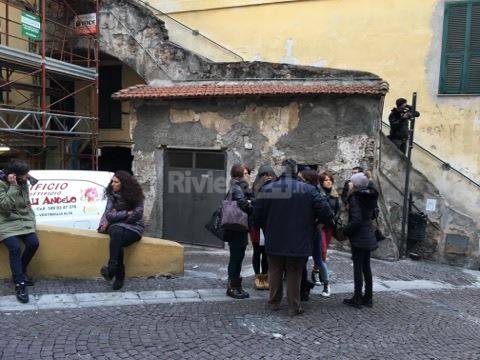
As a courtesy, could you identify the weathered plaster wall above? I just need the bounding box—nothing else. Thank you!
[131,95,382,239]
[162,0,480,182]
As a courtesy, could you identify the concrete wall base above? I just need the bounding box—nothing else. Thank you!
[0,225,184,279]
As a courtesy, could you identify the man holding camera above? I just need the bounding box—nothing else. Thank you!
[388,98,420,154]
[0,160,39,303]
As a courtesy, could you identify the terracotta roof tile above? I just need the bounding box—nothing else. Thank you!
[112,82,389,100]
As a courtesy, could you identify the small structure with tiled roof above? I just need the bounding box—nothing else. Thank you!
[115,63,389,249]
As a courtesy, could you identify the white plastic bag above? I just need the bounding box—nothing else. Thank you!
[259,228,265,246]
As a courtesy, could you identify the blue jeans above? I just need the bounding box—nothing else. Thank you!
[312,229,329,284]
[2,233,40,284]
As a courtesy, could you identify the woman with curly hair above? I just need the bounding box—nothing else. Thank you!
[98,171,145,290]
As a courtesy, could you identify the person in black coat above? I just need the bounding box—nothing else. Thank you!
[343,172,379,309]
[224,164,253,299]
[388,98,420,154]
[254,159,333,316]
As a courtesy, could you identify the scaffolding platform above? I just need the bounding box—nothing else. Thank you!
[0,45,97,81]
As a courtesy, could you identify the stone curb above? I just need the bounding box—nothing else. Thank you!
[0,279,477,313]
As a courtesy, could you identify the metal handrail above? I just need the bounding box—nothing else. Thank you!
[382,121,480,189]
[133,0,244,62]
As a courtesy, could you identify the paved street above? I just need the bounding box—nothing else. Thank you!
[0,248,480,359]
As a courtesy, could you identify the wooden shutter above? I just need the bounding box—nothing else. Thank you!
[440,3,468,93]
[466,3,480,92]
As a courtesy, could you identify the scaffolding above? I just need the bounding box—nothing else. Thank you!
[0,0,99,169]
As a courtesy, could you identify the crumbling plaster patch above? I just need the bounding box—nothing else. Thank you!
[170,102,300,138]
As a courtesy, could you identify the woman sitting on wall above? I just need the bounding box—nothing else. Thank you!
[0,160,40,304]
[99,171,145,290]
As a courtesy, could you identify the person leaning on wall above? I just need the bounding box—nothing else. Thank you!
[98,170,145,291]
[0,159,40,304]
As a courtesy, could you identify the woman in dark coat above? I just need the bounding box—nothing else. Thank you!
[99,171,145,290]
[343,172,379,308]
[225,164,253,299]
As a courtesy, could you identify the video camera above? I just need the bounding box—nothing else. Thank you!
[401,105,420,120]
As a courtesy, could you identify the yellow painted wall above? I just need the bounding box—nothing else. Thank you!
[0,225,184,279]
[152,0,480,181]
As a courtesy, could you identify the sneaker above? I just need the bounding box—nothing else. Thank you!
[311,270,321,286]
[321,283,331,297]
[15,282,29,304]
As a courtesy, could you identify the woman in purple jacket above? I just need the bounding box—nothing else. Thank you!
[98,171,145,290]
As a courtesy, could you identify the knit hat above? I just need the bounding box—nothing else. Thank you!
[350,172,369,188]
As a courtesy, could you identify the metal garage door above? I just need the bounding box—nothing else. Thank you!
[164,149,226,247]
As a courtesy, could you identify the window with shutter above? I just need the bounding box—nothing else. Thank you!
[440,1,480,94]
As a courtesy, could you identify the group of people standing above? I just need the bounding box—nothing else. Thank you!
[224,159,380,315]
[0,156,380,313]
[0,159,145,303]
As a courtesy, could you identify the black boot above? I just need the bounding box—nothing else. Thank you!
[226,279,247,299]
[343,294,362,309]
[300,278,314,301]
[362,294,373,308]
[113,264,125,291]
[23,275,35,286]
[15,282,29,304]
[300,289,310,302]
[237,278,250,299]
[100,266,113,281]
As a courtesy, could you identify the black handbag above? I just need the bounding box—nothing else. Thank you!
[374,218,386,242]
[333,218,348,242]
[205,207,225,241]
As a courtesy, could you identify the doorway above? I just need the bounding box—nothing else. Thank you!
[163,149,226,247]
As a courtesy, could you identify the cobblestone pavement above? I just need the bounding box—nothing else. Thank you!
[0,247,479,359]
